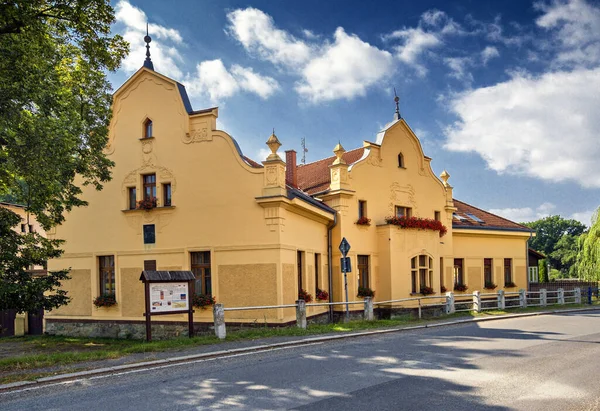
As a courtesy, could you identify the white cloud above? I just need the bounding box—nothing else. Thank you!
[444,67,600,188]
[185,60,279,102]
[296,28,394,103]
[571,209,596,226]
[481,46,500,64]
[226,7,313,68]
[444,57,474,82]
[489,203,556,223]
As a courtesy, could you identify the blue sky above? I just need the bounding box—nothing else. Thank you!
[109,0,600,226]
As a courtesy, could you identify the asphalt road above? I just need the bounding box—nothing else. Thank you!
[2,311,600,410]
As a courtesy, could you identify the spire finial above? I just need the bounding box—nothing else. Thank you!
[393,87,401,120]
[143,23,154,70]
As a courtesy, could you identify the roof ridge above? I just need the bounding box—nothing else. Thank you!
[299,146,364,167]
[453,198,530,229]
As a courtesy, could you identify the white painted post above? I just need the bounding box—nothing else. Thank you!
[519,289,527,308]
[473,290,481,312]
[497,289,505,310]
[364,296,374,321]
[558,288,565,305]
[575,287,582,304]
[213,303,226,340]
[296,300,307,329]
[540,289,547,307]
[446,292,455,314]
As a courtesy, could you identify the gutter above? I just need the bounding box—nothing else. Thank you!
[327,211,338,322]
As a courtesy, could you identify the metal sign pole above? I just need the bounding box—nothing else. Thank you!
[339,237,351,323]
[343,265,349,322]
[144,281,152,342]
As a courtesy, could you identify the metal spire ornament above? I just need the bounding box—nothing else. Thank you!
[393,87,401,120]
[143,23,154,70]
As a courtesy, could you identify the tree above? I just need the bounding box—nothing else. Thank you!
[577,208,600,281]
[0,1,128,312]
[550,234,580,277]
[524,215,587,275]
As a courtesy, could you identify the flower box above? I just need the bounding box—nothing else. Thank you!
[420,286,435,295]
[316,288,329,301]
[384,216,447,237]
[484,282,497,290]
[440,285,448,293]
[504,281,517,288]
[355,217,371,226]
[137,197,158,210]
[454,284,468,292]
[93,294,117,308]
[298,289,313,303]
[357,286,375,298]
[192,294,215,309]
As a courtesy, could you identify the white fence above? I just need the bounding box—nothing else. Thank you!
[210,287,582,339]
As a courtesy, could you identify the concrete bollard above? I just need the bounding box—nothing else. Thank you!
[497,289,505,310]
[574,287,581,304]
[519,289,527,308]
[296,300,307,329]
[558,288,565,305]
[473,290,481,313]
[213,303,226,340]
[540,289,547,307]
[445,292,455,314]
[364,296,374,321]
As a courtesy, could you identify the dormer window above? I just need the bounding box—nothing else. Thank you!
[398,153,404,168]
[143,118,153,139]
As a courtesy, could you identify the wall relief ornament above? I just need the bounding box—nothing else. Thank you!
[183,122,211,144]
[366,154,382,167]
[389,182,417,214]
[142,139,153,154]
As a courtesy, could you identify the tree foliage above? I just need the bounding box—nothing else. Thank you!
[0,1,128,313]
[577,209,600,281]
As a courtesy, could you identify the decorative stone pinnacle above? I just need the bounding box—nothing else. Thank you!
[440,170,450,187]
[265,131,282,160]
[332,142,346,165]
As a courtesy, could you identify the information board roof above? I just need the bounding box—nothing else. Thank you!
[139,270,195,282]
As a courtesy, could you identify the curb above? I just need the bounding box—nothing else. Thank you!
[2,306,599,393]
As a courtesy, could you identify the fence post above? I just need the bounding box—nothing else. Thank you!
[574,287,581,304]
[445,292,455,314]
[540,289,547,307]
[473,290,481,313]
[519,289,527,308]
[213,303,226,340]
[557,288,565,305]
[296,300,307,329]
[497,289,505,310]
[364,296,374,321]
[588,287,593,305]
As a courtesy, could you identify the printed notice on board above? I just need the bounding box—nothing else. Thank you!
[149,282,189,312]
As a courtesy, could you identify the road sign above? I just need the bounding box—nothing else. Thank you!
[341,257,352,273]
[339,237,351,257]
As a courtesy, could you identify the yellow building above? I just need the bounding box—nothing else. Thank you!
[46,41,532,338]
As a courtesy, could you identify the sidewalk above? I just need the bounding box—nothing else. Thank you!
[2,306,599,393]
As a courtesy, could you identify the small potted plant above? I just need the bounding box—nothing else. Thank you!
[316,288,329,301]
[420,286,435,295]
[454,284,468,292]
[484,282,497,290]
[505,281,517,288]
[355,216,371,226]
[357,286,375,298]
[93,293,117,308]
[298,289,313,303]
[192,293,216,309]
[137,197,158,210]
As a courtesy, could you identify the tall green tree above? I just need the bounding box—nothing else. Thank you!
[0,1,128,313]
[577,209,600,281]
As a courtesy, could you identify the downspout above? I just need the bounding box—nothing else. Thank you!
[526,231,533,290]
[327,211,338,322]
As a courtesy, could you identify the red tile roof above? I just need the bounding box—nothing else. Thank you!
[243,156,263,168]
[453,199,531,232]
[296,147,365,194]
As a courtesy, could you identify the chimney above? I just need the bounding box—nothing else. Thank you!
[285,150,297,188]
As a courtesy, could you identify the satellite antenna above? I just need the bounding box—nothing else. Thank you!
[301,137,308,164]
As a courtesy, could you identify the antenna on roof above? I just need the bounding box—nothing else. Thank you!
[393,87,401,120]
[143,23,154,70]
[301,137,308,165]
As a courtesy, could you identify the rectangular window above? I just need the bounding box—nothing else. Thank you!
[411,271,417,293]
[435,211,441,221]
[163,183,172,207]
[395,206,412,218]
[358,255,370,289]
[143,224,155,244]
[358,200,367,219]
[484,258,493,285]
[191,251,211,295]
[314,253,321,291]
[529,266,539,283]
[504,258,513,285]
[28,224,34,233]
[143,174,156,201]
[297,250,304,292]
[128,187,137,210]
[144,260,156,271]
[20,223,26,233]
[99,256,115,295]
[453,258,464,286]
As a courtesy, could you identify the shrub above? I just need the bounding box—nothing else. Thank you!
[384,216,447,237]
[93,294,117,308]
[484,282,497,290]
[298,289,313,303]
[454,284,468,292]
[355,216,371,226]
[192,294,215,309]
[420,286,435,295]
[357,286,375,298]
[316,288,329,301]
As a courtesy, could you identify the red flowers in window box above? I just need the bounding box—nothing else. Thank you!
[316,288,329,301]
[357,287,375,298]
[355,216,371,226]
[137,197,158,210]
[420,286,435,295]
[192,294,216,309]
[93,294,117,308]
[384,216,447,237]
[298,289,313,303]
[484,282,497,290]
[454,284,468,292]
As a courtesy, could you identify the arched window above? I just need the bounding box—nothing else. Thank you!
[398,153,404,168]
[411,255,433,294]
[143,118,153,139]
